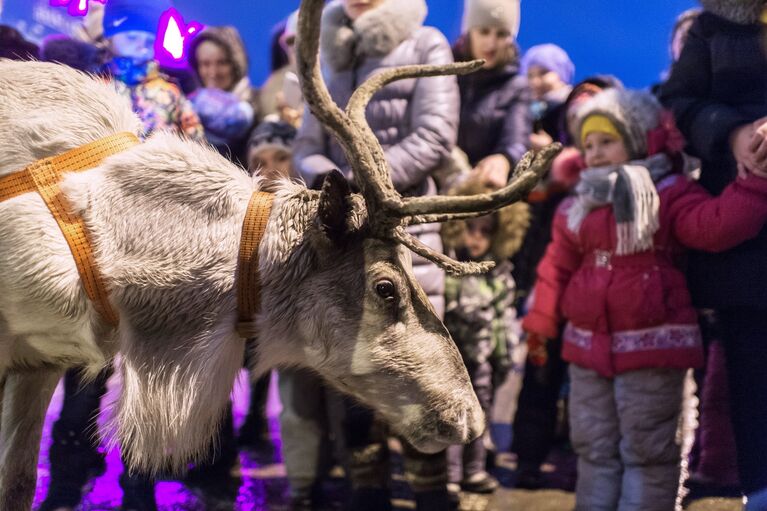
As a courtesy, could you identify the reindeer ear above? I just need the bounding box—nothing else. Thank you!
[318,169,352,245]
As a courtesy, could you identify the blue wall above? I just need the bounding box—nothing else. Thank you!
[3,0,697,88]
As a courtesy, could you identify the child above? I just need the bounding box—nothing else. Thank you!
[442,178,529,495]
[523,88,767,511]
[102,0,203,140]
[247,120,297,181]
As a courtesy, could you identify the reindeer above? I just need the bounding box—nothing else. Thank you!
[0,1,558,508]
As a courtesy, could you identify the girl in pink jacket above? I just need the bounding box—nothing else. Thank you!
[523,88,767,511]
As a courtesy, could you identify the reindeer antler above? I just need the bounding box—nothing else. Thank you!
[297,0,561,276]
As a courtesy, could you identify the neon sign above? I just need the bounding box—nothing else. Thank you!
[154,7,203,68]
[49,0,106,17]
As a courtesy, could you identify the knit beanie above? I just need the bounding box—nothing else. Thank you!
[103,0,173,38]
[520,44,575,84]
[461,0,521,37]
[248,121,297,152]
[575,88,662,160]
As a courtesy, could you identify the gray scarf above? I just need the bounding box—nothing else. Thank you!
[567,153,672,255]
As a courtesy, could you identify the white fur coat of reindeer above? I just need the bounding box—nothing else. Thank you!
[0,1,558,509]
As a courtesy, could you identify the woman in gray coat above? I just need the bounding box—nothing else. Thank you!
[291,0,459,509]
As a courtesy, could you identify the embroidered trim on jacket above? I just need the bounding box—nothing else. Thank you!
[564,323,702,353]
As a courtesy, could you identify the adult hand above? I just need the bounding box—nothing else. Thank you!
[748,116,767,173]
[475,154,511,189]
[530,130,554,151]
[526,332,549,367]
[731,123,759,174]
[275,91,303,128]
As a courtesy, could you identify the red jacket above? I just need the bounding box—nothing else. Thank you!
[523,173,767,377]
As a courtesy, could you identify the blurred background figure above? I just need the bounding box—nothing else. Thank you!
[521,43,575,151]
[0,24,39,60]
[260,10,304,128]
[453,0,530,190]
[189,25,260,165]
[247,120,298,180]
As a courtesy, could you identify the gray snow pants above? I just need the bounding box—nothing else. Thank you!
[569,364,685,511]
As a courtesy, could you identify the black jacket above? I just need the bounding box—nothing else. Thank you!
[456,60,532,167]
[660,10,767,309]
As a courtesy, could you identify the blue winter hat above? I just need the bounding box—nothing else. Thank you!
[520,44,575,85]
[103,0,173,38]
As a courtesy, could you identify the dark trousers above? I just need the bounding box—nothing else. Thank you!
[719,308,767,495]
[343,401,449,511]
[512,335,567,471]
[47,368,154,506]
[447,360,492,482]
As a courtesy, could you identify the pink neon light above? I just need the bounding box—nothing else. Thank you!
[49,0,106,17]
[154,7,203,68]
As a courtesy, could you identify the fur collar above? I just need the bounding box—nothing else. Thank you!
[320,0,428,71]
[441,177,530,261]
[699,0,765,24]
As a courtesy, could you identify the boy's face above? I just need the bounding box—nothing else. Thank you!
[248,146,293,181]
[110,31,156,61]
[583,131,629,168]
[464,215,496,260]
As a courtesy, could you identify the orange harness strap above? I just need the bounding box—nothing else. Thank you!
[236,191,274,338]
[0,132,140,327]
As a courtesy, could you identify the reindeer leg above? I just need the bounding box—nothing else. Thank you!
[0,368,61,511]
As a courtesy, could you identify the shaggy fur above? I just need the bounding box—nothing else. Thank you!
[0,60,483,509]
[320,0,428,71]
[699,0,765,24]
[441,177,531,261]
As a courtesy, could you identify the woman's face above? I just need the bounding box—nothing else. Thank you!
[468,26,511,69]
[342,0,385,21]
[527,64,565,100]
[195,40,235,91]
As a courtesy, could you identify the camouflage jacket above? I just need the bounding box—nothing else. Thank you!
[444,259,519,367]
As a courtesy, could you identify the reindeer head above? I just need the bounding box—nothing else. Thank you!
[279,0,561,452]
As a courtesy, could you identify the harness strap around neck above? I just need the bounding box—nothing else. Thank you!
[0,132,140,327]
[237,191,274,338]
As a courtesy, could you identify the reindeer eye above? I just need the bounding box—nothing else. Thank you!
[375,280,396,300]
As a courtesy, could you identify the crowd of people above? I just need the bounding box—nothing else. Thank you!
[3,0,767,510]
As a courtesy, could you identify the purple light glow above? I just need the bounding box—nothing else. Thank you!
[49,0,106,17]
[154,7,203,69]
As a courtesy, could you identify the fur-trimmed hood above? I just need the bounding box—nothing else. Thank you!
[189,26,250,92]
[699,0,766,24]
[320,0,428,71]
[441,178,530,261]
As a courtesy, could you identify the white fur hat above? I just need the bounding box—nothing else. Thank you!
[461,0,521,37]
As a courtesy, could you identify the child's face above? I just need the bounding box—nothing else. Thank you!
[464,215,496,260]
[527,65,565,100]
[248,147,293,181]
[110,31,155,61]
[583,131,630,168]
